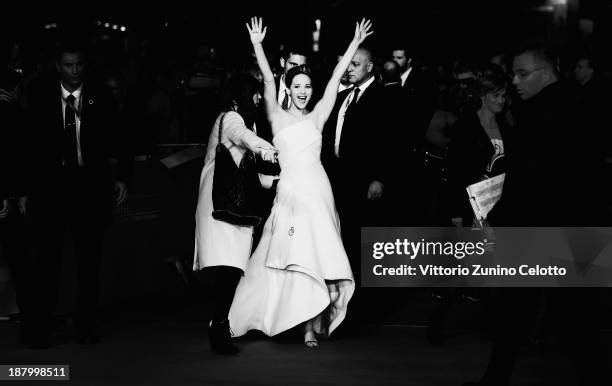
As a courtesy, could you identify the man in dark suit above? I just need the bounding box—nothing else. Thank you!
[25,40,128,347]
[390,46,440,225]
[391,46,437,144]
[463,43,607,386]
[322,46,390,280]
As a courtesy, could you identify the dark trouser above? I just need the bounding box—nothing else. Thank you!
[202,265,242,324]
[29,168,111,340]
[333,178,370,329]
[482,288,606,385]
[0,205,33,322]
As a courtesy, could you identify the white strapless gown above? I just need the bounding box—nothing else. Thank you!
[228,119,354,337]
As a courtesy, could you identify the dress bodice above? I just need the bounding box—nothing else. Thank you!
[273,119,322,171]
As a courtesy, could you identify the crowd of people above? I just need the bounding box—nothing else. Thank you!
[1,13,611,386]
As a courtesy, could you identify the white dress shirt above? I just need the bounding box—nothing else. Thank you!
[277,75,290,108]
[400,67,413,87]
[334,75,376,157]
[338,83,353,93]
[61,83,84,167]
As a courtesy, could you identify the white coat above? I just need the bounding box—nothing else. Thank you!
[194,111,274,271]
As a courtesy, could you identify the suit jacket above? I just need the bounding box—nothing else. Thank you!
[488,81,608,226]
[27,76,123,216]
[322,80,390,198]
[401,66,438,145]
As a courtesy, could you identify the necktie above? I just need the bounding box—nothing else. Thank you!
[281,90,289,110]
[64,94,79,168]
[337,87,361,158]
[345,87,360,117]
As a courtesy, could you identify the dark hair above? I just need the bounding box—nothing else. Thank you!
[475,63,508,96]
[390,46,409,58]
[55,38,87,60]
[282,44,309,61]
[447,77,481,114]
[285,64,312,89]
[222,74,261,128]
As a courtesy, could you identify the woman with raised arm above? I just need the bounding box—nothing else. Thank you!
[228,17,373,348]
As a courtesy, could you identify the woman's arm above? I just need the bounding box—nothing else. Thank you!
[312,18,373,130]
[224,112,277,161]
[246,17,280,119]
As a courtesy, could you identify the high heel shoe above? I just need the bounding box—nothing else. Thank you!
[208,320,239,355]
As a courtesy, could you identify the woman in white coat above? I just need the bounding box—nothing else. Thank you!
[194,75,277,355]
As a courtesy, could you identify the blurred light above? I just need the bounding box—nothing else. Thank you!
[96,20,102,26]
[164,22,169,28]
[535,5,555,12]
[549,0,567,5]
[315,19,321,31]
[120,26,127,32]
[104,22,110,28]
[44,23,57,30]
[112,24,118,30]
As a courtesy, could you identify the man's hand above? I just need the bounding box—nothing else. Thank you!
[0,199,9,219]
[367,180,384,200]
[114,182,128,206]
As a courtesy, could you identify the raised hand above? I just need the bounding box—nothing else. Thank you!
[353,18,373,44]
[246,17,267,45]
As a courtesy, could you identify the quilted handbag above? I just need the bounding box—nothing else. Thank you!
[211,113,263,227]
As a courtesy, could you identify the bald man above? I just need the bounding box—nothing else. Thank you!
[322,46,392,287]
[381,60,402,86]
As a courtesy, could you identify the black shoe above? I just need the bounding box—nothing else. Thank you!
[208,320,239,355]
